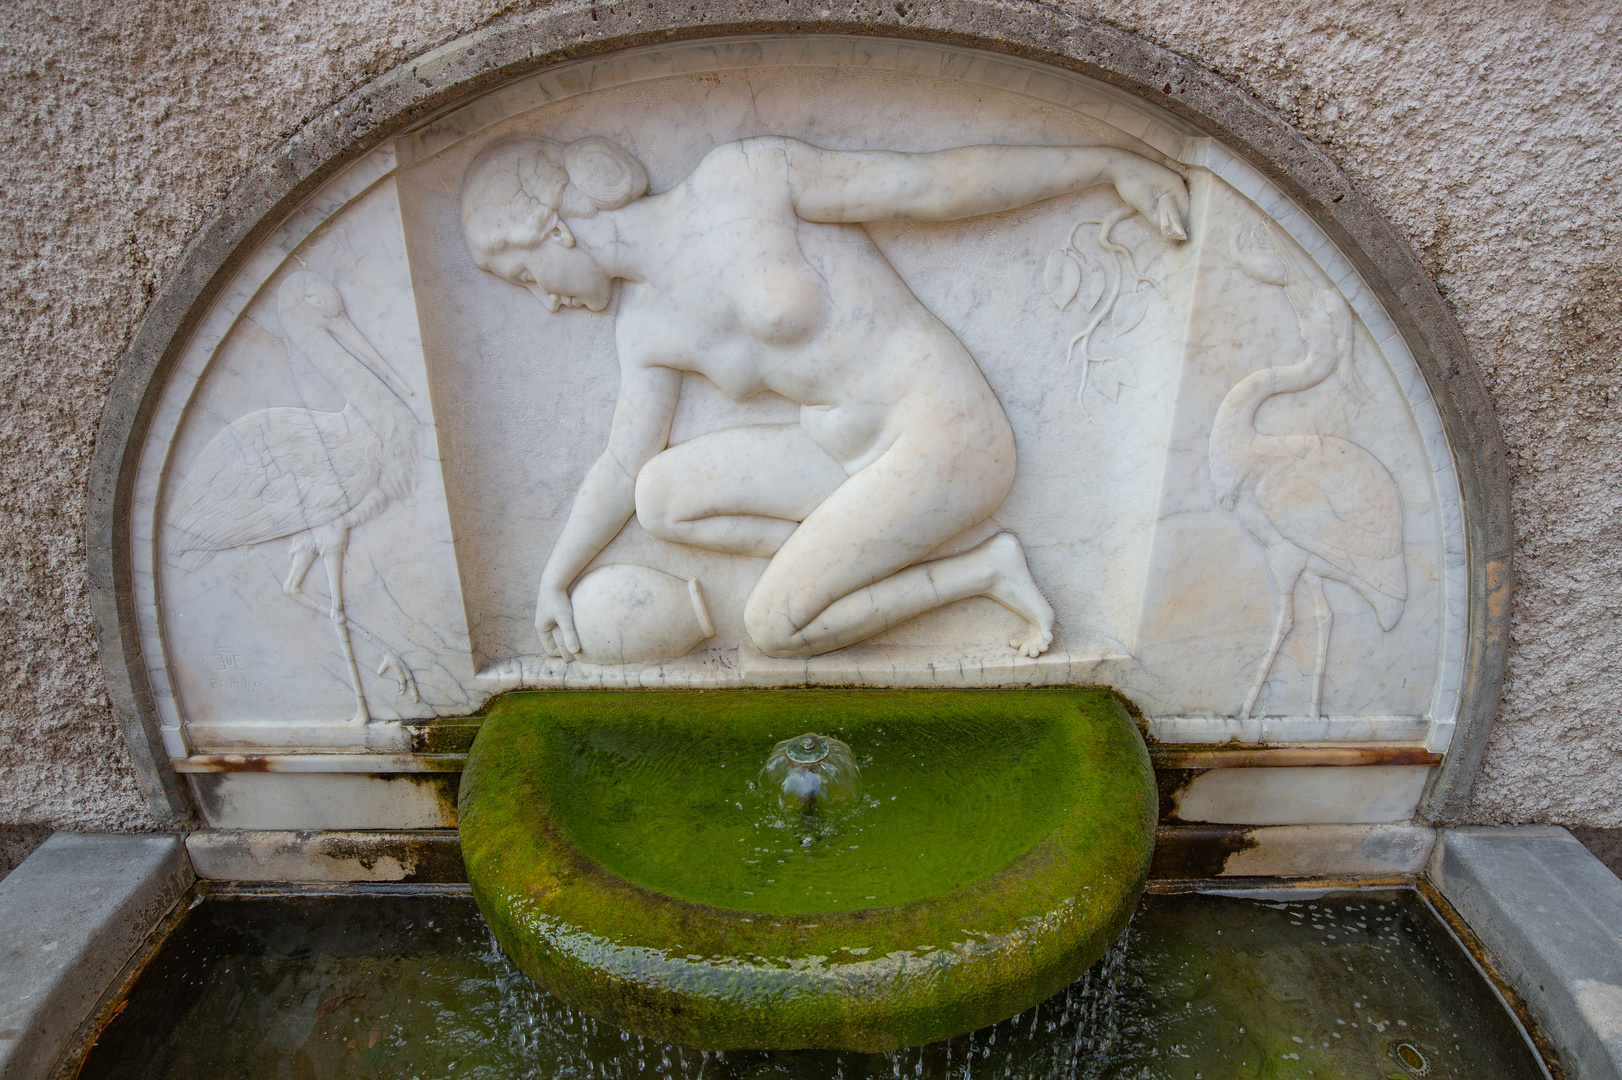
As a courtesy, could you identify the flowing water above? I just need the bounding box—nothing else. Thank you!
[78,889,1547,1080]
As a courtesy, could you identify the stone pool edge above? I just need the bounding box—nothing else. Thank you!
[1430,826,1622,1080]
[5,826,1617,1079]
[0,833,194,1080]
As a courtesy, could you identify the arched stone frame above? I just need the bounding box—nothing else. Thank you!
[86,1,1510,825]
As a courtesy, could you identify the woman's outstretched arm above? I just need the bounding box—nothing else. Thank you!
[534,361,682,658]
[776,139,1189,240]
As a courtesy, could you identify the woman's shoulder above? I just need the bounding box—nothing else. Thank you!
[687,136,803,195]
[703,134,805,162]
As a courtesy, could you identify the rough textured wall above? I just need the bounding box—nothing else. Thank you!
[0,0,1615,829]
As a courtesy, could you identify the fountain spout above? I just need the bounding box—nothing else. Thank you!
[761,733,861,815]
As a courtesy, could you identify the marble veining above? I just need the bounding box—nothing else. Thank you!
[124,37,1468,757]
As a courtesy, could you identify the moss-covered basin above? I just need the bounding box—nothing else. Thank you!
[458,688,1155,1051]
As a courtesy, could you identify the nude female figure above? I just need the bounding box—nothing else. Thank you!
[462,134,1189,660]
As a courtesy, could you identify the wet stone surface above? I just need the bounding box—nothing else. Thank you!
[78,889,1546,1079]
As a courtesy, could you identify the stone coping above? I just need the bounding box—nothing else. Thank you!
[1431,825,1622,1080]
[0,833,194,1080]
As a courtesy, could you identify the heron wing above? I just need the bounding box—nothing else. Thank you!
[166,407,383,558]
[1254,436,1407,603]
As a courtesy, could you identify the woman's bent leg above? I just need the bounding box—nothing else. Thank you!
[635,424,846,556]
[743,430,1054,658]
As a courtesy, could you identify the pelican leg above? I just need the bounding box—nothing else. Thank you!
[318,532,370,725]
[1305,575,1333,719]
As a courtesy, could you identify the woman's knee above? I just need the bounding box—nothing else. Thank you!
[743,582,813,657]
[633,456,683,541]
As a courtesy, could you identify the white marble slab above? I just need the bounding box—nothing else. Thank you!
[127,37,1466,764]
[148,177,478,750]
[185,773,456,830]
[1171,765,1434,825]
[1146,714,1431,745]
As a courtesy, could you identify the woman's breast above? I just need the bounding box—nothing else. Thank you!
[736,265,823,348]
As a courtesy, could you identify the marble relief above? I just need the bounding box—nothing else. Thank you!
[133,39,1465,752]
[1213,225,1408,721]
[153,177,477,746]
[167,272,425,724]
[459,134,1189,664]
[1043,205,1173,413]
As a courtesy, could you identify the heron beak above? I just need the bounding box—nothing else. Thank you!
[1229,227,1288,286]
[328,313,414,398]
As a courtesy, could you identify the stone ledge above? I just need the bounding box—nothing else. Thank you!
[189,823,1445,886]
[0,833,194,1080]
[1151,823,1435,882]
[186,829,465,883]
[1431,826,1622,1080]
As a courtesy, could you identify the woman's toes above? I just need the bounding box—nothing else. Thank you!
[1010,623,1053,658]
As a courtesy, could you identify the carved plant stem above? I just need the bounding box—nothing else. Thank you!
[1056,208,1166,418]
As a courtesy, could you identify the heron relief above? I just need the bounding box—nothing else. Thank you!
[142,40,1461,753]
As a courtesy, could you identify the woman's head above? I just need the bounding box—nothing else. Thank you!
[461,136,648,311]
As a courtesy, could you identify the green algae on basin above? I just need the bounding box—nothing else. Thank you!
[457,688,1157,1052]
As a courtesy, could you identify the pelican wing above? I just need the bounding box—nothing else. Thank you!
[166,407,384,563]
[1254,436,1407,605]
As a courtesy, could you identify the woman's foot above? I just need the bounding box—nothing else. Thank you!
[977,532,1056,657]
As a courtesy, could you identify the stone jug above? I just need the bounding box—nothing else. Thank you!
[568,564,715,665]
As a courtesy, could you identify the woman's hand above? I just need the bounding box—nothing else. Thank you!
[524,370,680,663]
[535,581,581,659]
[1109,159,1190,242]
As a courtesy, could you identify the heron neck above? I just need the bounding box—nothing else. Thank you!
[286,330,413,431]
[1208,344,1338,492]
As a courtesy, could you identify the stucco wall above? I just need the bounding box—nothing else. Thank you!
[1,0,1615,829]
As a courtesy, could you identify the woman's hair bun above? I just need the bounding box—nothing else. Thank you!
[461,138,569,260]
[562,136,649,210]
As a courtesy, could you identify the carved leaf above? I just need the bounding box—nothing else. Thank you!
[1107,285,1151,339]
[1092,359,1137,403]
[1044,250,1082,309]
[1093,361,1122,402]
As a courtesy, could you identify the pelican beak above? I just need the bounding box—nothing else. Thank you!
[328,313,414,398]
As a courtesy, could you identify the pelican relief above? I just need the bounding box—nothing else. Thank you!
[167,271,422,722]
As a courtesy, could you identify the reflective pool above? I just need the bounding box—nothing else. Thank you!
[77,888,1548,1079]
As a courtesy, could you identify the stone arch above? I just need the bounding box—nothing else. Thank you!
[87,4,1509,825]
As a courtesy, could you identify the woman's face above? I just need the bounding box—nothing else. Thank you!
[484,235,612,313]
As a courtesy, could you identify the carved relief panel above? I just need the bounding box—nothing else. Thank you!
[130,38,1465,760]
